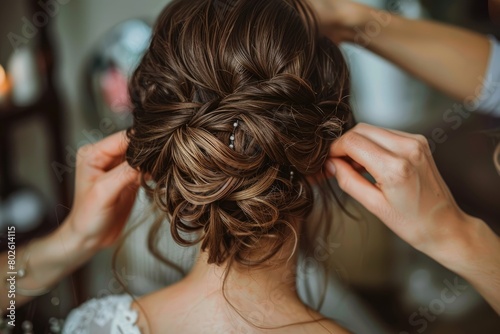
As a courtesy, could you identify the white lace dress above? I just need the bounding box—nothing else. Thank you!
[62,294,141,334]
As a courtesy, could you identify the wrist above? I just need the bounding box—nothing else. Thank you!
[428,214,500,277]
[314,2,370,43]
[15,219,98,291]
[341,4,395,45]
[342,3,371,41]
[56,216,101,257]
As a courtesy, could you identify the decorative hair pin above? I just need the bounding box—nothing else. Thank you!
[229,120,239,149]
[228,119,295,184]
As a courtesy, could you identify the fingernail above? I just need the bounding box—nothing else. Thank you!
[327,161,336,175]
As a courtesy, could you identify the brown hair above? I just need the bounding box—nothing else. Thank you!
[126,0,352,274]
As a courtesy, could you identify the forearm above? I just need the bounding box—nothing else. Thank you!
[1,222,97,309]
[427,215,500,314]
[346,6,491,102]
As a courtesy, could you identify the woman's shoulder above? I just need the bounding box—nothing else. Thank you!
[62,294,140,334]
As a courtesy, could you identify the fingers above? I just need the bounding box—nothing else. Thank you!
[331,123,433,178]
[329,130,397,181]
[77,131,130,172]
[327,158,387,215]
[94,162,140,204]
[351,123,430,156]
[351,123,410,150]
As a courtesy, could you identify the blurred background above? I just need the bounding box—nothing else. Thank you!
[0,0,499,333]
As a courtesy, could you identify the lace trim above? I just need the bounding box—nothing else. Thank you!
[114,298,140,333]
[63,294,140,334]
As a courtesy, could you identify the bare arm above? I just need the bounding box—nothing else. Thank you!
[309,1,492,103]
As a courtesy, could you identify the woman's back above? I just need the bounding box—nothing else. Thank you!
[64,282,350,334]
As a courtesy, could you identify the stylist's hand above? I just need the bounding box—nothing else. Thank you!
[326,123,472,255]
[306,0,372,43]
[66,131,140,251]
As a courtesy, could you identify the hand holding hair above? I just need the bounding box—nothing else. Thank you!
[0,131,140,310]
[67,130,140,251]
[327,123,500,314]
[308,0,491,103]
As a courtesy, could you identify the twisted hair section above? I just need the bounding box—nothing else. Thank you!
[126,0,354,267]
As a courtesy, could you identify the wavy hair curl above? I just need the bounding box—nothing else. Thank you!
[126,0,353,269]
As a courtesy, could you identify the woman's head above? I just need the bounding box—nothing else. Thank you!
[126,0,353,267]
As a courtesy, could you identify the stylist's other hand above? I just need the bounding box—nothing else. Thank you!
[306,0,372,43]
[326,123,473,256]
[66,131,140,251]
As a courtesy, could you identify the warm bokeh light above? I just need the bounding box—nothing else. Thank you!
[0,64,13,103]
[0,65,6,85]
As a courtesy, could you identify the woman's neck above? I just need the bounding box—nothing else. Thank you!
[135,231,338,333]
[184,239,306,320]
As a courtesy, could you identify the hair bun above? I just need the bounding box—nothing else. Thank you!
[126,0,353,266]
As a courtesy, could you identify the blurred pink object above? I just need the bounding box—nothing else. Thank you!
[100,67,131,114]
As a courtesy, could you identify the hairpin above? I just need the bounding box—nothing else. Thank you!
[290,170,294,182]
[229,120,239,149]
